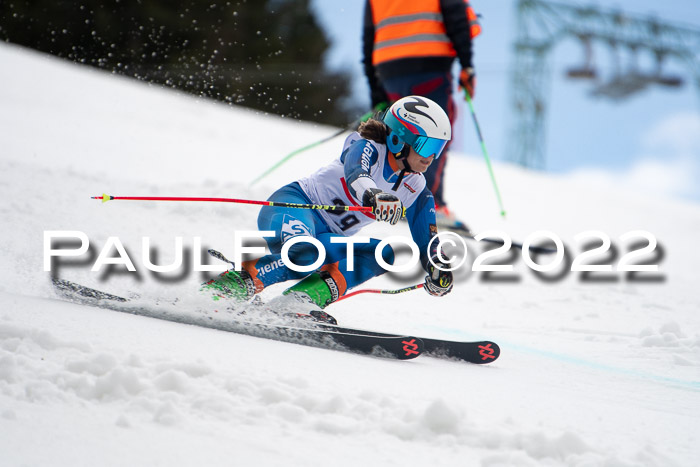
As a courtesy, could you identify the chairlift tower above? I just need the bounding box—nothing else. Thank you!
[509,0,700,169]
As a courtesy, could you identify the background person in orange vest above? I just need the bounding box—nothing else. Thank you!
[363,0,480,226]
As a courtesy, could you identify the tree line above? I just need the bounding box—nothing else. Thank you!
[0,0,358,125]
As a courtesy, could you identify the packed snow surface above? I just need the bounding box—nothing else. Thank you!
[1,43,698,466]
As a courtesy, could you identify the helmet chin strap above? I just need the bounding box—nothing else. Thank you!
[391,148,415,191]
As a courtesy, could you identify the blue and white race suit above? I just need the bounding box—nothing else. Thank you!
[244,132,439,296]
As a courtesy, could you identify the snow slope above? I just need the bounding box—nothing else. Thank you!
[1,42,699,466]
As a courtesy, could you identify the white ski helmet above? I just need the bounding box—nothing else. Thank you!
[382,95,451,159]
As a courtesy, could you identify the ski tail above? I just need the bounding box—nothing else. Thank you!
[52,278,128,302]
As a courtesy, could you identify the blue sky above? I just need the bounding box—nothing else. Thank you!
[311,0,700,202]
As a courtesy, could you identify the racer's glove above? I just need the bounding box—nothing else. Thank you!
[459,67,476,99]
[424,255,454,297]
[363,188,403,225]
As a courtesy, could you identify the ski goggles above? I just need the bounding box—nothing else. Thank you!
[384,111,448,159]
[411,135,448,159]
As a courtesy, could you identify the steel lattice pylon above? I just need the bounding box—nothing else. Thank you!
[508,0,700,169]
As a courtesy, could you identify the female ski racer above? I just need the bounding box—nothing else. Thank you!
[202,95,454,319]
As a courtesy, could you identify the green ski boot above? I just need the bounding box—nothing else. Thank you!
[270,271,339,324]
[200,268,256,302]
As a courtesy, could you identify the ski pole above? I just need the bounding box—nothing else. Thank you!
[205,249,425,300]
[335,283,424,302]
[92,194,373,214]
[248,128,346,187]
[463,90,507,218]
[249,103,388,187]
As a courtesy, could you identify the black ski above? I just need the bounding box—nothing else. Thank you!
[312,324,499,364]
[51,278,423,360]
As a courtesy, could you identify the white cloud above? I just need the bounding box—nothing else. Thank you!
[620,157,698,200]
[568,112,700,203]
[643,112,700,156]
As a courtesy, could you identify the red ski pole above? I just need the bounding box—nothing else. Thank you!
[92,193,373,214]
[335,283,424,302]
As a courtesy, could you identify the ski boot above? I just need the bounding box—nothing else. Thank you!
[267,272,339,325]
[200,268,256,302]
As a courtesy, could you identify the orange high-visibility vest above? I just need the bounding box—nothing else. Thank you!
[370,0,481,66]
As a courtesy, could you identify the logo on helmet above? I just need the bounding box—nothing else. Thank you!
[403,97,437,127]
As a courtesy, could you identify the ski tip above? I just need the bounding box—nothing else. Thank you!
[475,341,500,364]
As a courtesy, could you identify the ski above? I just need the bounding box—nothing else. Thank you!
[52,278,498,363]
[312,324,499,364]
[53,278,128,302]
[51,278,424,360]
